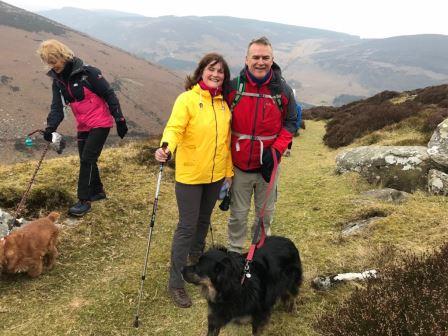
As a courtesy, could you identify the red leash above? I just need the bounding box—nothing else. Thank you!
[241,147,279,284]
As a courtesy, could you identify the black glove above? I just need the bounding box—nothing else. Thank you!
[116,118,128,139]
[43,127,55,142]
[260,148,281,183]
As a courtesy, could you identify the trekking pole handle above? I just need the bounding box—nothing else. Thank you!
[160,142,171,164]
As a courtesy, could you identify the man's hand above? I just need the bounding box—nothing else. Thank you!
[260,148,281,183]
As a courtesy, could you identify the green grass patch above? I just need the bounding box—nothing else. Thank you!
[0,121,447,335]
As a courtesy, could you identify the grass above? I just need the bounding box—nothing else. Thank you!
[0,121,447,335]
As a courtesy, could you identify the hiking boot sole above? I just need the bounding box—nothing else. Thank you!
[68,208,91,217]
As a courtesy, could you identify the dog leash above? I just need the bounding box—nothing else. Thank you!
[241,147,279,284]
[8,130,51,233]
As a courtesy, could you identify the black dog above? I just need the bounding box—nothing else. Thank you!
[182,236,302,336]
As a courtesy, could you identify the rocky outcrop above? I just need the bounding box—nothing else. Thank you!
[428,169,448,195]
[336,146,434,191]
[427,118,448,166]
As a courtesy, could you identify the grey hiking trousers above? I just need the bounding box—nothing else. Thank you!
[227,167,279,253]
[168,180,222,289]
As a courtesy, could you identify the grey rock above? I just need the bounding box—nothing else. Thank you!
[427,118,448,167]
[360,188,410,203]
[312,270,378,290]
[342,217,385,236]
[428,169,448,195]
[0,208,28,237]
[336,146,434,192]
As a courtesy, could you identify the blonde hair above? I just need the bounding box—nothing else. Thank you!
[37,39,74,64]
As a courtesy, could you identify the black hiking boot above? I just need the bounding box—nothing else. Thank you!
[68,200,91,217]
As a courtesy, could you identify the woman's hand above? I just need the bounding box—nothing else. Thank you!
[155,146,171,162]
[224,176,233,188]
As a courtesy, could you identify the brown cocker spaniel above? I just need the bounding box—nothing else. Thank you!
[0,212,60,278]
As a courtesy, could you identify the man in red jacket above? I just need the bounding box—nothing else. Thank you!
[227,36,298,253]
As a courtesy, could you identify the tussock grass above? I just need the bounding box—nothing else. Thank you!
[0,121,447,335]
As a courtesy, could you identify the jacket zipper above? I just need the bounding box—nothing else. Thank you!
[247,86,260,168]
[210,98,218,182]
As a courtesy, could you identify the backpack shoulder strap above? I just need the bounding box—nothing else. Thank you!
[269,77,285,112]
[230,75,245,112]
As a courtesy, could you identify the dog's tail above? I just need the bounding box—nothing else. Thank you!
[47,212,60,223]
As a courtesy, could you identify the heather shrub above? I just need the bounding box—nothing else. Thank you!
[316,243,448,336]
[363,90,400,105]
[302,106,337,120]
[324,100,421,148]
[422,107,448,133]
[414,84,448,107]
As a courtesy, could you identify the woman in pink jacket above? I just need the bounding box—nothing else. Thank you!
[37,39,128,216]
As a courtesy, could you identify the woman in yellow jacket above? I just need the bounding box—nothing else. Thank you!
[155,53,233,308]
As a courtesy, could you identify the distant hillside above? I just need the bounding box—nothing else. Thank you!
[0,1,184,162]
[39,8,448,106]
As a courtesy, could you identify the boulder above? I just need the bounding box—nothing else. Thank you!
[427,118,448,167]
[336,146,434,192]
[428,169,448,195]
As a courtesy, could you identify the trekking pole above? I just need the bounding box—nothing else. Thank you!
[133,142,169,328]
[8,130,50,233]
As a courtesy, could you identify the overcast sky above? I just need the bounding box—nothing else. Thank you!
[5,0,448,39]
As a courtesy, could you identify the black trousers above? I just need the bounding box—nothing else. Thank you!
[77,128,110,200]
[168,180,223,288]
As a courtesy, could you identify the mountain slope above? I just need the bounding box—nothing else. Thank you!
[39,8,448,105]
[0,1,183,149]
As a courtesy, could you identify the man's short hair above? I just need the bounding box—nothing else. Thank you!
[247,36,272,52]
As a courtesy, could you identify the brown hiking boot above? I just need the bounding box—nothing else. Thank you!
[168,287,192,308]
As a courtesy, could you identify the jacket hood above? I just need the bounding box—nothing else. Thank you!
[47,57,84,79]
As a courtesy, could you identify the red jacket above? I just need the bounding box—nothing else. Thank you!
[228,63,298,171]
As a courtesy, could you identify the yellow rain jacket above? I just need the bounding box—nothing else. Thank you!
[161,84,233,184]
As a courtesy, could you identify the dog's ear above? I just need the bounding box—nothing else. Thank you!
[47,212,60,222]
[214,257,240,293]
